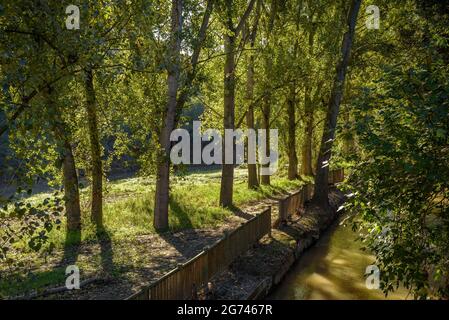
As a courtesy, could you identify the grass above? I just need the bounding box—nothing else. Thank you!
[41,168,303,247]
[0,168,304,297]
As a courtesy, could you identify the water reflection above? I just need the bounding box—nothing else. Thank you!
[269,219,409,300]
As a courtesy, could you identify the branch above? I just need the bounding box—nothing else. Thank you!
[176,0,215,113]
[0,68,83,137]
[269,105,286,127]
[3,29,66,65]
[191,0,214,70]
[235,0,257,37]
[236,110,248,129]
[0,103,29,136]
[196,96,222,118]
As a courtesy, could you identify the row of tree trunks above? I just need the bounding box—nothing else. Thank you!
[312,0,362,206]
[154,0,183,231]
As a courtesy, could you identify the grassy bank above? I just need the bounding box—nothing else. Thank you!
[45,168,302,245]
[0,168,303,297]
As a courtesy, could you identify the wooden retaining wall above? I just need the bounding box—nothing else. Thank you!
[127,207,271,300]
[277,169,345,225]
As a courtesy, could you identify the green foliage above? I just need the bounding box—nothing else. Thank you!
[342,0,449,299]
[346,65,449,299]
[0,188,63,267]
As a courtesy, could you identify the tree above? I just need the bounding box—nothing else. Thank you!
[301,21,317,177]
[46,88,81,232]
[84,68,103,227]
[286,83,298,180]
[312,0,362,206]
[244,0,261,189]
[0,1,84,232]
[219,0,257,207]
[154,0,183,231]
[153,0,214,231]
[345,0,449,298]
[347,65,449,299]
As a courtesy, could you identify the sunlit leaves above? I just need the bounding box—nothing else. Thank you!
[0,188,63,262]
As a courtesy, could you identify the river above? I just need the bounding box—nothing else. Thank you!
[269,218,409,300]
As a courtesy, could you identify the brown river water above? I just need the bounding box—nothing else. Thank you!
[269,218,410,300]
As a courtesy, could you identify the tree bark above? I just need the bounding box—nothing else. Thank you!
[312,0,361,206]
[48,89,81,232]
[62,139,81,231]
[84,68,103,227]
[246,64,259,188]
[219,31,236,206]
[219,0,257,207]
[154,0,183,230]
[245,6,260,189]
[261,96,270,185]
[301,25,316,177]
[287,85,298,180]
[301,81,314,177]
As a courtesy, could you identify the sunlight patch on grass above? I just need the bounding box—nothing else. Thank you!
[19,169,305,249]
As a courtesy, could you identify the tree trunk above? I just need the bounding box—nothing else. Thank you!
[301,25,316,177]
[261,96,270,185]
[312,0,361,206]
[287,86,298,180]
[84,68,103,227]
[245,21,259,189]
[246,97,259,188]
[301,82,314,177]
[219,32,236,207]
[62,139,81,232]
[219,0,256,206]
[48,89,81,232]
[154,0,183,230]
[343,108,355,155]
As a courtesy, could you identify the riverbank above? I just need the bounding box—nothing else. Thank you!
[198,188,345,300]
[1,169,303,299]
